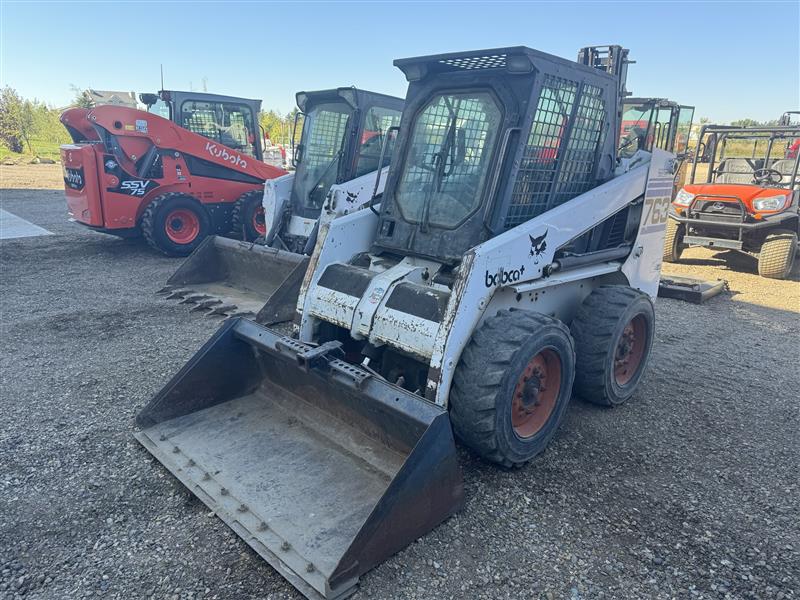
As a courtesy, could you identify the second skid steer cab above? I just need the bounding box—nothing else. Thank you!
[137,45,676,600]
[60,90,287,256]
[158,87,404,322]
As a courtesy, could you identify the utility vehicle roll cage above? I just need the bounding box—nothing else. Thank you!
[689,124,800,189]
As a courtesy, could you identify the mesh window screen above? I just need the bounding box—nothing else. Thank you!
[394,92,502,228]
[505,78,606,229]
[182,103,218,139]
[294,104,351,210]
[305,108,350,169]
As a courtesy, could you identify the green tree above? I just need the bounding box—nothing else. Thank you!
[258,109,286,144]
[69,84,94,108]
[0,86,34,152]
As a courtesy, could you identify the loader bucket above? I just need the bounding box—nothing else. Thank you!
[135,318,464,600]
[159,236,309,324]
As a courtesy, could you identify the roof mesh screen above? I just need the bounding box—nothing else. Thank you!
[438,54,507,71]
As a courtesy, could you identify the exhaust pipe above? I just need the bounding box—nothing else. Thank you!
[135,318,464,600]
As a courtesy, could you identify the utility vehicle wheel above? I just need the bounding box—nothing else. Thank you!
[757,229,797,279]
[231,189,266,241]
[571,286,655,407]
[450,309,576,468]
[663,218,685,263]
[141,193,211,257]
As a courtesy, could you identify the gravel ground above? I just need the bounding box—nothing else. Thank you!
[1,168,798,600]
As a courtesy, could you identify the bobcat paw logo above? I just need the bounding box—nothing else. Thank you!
[529,229,548,263]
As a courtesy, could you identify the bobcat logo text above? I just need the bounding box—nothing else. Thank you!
[484,265,526,288]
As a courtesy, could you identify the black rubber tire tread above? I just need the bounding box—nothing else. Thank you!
[571,285,655,407]
[141,192,209,257]
[231,189,265,242]
[757,229,797,279]
[662,217,685,263]
[450,309,575,468]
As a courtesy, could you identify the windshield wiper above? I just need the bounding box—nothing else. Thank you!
[421,98,460,232]
[306,150,343,207]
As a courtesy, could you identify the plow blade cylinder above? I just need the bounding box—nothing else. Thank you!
[135,318,464,600]
[164,236,309,325]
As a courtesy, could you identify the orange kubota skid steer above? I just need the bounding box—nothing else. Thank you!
[60,90,286,256]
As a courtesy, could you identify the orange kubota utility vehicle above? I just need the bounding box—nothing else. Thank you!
[667,122,800,279]
[60,90,287,256]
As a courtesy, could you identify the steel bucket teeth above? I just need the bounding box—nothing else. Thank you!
[207,304,237,317]
[166,289,193,300]
[226,310,256,319]
[180,294,212,305]
[190,299,224,312]
[159,236,310,326]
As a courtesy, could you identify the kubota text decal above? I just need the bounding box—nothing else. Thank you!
[205,142,248,169]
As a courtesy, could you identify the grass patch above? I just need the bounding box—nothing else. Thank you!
[1,140,63,163]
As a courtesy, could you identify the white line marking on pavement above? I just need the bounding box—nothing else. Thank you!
[0,209,53,240]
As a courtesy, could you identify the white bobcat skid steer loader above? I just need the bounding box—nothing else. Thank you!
[158,87,404,324]
[136,46,675,600]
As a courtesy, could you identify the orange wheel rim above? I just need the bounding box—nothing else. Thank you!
[614,315,647,385]
[253,206,267,236]
[511,349,562,438]
[165,209,200,244]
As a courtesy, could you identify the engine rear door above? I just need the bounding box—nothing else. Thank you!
[61,143,104,226]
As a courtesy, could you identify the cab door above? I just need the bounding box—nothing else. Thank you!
[374,88,509,263]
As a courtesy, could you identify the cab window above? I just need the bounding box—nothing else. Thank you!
[180,101,257,157]
[394,91,502,229]
[353,106,402,178]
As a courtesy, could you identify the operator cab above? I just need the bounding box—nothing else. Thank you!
[139,90,264,160]
[373,46,623,264]
[290,88,403,219]
[618,98,694,158]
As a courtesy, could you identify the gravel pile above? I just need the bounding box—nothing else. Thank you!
[1,189,798,599]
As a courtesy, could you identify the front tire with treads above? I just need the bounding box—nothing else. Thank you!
[231,189,266,242]
[757,229,797,279]
[450,309,575,468]
[663,218,685,263]
[571,285,655,407]
[141,193,211,257]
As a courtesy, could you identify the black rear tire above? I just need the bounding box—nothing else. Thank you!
[571,286,655,407]
[757,229,797,279]
[450,309,575,468]
[231,189,266,242]
[141,193,211,257]
[663,218,685,263]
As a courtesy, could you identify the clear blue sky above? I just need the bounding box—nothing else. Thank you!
[1,1,798,123]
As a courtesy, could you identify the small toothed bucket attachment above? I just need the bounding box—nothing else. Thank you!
[135,318,464,600]
[158,236,309,324]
